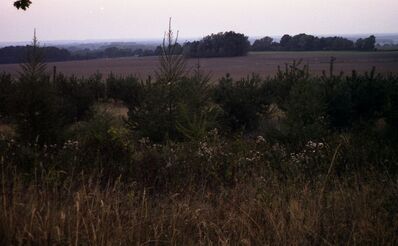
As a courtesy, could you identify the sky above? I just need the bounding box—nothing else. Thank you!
[0,0,397,42]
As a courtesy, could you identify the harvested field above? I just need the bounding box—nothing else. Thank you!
[1,51,398,80]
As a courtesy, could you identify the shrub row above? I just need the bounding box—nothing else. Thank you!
[1,62,398,146]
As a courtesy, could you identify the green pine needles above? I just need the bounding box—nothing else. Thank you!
[19,29,46,81]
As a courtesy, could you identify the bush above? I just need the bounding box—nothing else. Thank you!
[85,72,106,101]
[127,78,176,142]
[384,77,398,130]
[323,69,394,130]
[9,74,63,144]
[127,23,218,142]
[174,70,220,141]
[214,74,271,132]
[324,77,353,129]
[55,74,99,123]
[266,60,310,111]
[348,71,386,125]
[106,74,142,105]
[284,79,328,144]
[67,109,132,172]
[5,36,65,144]
[0,73,14,119]
[126,74,217,142]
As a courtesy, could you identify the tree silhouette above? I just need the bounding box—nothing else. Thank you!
[14,0,32,10]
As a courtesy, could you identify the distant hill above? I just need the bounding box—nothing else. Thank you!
[0,44,160,64]
[0,46,71,64]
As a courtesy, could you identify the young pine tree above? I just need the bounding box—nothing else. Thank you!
[128,19,187,142]
[11,30,63,144]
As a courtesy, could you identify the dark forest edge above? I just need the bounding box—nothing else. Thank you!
[0,32,379,64]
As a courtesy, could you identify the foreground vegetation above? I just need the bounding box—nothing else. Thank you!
[1,161,396,245]
[0,31,397,244]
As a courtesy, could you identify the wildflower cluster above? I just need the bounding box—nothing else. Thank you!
[290,140,325,163]
[305,140,325,152]
[62,140,79,150]
[197,129,225,161]
[245,150,263,162]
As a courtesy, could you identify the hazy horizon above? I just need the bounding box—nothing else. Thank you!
[2,33,398,48]
[1,0,397,43]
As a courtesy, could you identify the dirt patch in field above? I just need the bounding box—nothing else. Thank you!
[1,51,397,81]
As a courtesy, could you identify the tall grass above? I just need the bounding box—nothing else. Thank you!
[1,162,397,245]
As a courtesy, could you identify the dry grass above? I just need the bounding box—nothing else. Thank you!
[1,51,398,80]
[1,164,397,245]
[0,124,15,138]
[95,101,129,119]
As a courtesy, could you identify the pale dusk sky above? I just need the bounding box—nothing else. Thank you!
[0,0,397,42]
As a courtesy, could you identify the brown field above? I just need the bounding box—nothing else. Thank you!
[1,51,398,80]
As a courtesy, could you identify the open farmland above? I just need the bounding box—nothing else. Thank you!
[1,51,398,80]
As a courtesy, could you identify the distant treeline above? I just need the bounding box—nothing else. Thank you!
[0,46,72,64]
[71,47,162,60]
[0,46,160,64]
[0,33,378,64]
[251,34,376,52]
[376,43,398,51]
[172,32,376,58]
[139,33,378,58]
[182,31,250,58]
